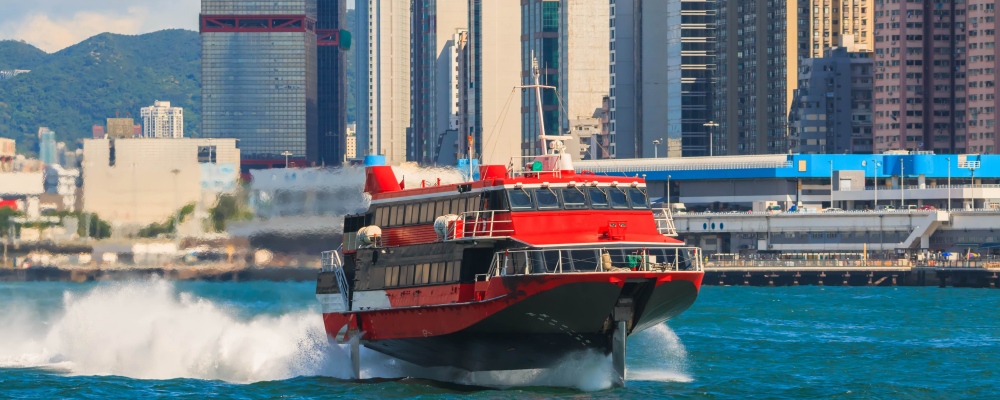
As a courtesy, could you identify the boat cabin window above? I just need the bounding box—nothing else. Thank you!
[561,188,587,209]
[535,188,560,209]
[370,261,462,290]
[589,187,609,209]
[609,188,630,209]
[508,189,534,210]
[627,188,649,209]
[369,195,483,229]
[503,186,647,211]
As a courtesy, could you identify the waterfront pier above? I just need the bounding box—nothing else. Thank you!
[705,260,1000,288]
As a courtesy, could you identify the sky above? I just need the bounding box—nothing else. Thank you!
[0,0,200,53]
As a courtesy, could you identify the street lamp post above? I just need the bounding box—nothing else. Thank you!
[667,175,672,211]
[171,169,180,243]
[653,139,662,158]
[281,151,293,168]
[863,160,881,209]
[703,121,719,157]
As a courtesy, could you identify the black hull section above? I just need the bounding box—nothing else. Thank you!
[362,279,699,371]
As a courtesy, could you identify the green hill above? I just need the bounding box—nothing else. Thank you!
[0,40,49,70]
[0,30,200,154]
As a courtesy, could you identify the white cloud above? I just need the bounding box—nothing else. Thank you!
[0,1,200,52]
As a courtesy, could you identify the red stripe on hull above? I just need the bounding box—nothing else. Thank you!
[323,271,702,341]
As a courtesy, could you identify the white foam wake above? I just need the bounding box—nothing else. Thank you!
[0,280,350,383]
[0,281,691,390]
[627,324,693,383]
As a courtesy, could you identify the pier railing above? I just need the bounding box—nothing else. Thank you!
[705,258,1000,271]
[485,246,703,277]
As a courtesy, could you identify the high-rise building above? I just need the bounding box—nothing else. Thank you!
[521,0,561,157]
[611,0,715,158]
[872,0,967,153]
[799,0,874,58]
[359,0,410,165]
[519,0,609,159]
[468,1,522,165]
[966,0,999,153]
[200,0,318,169]
[715,0,799,155]
[872,0,998,154]
[353,2,371,158]
[411,0,468,164]
[37,127,57,165]
[140,100,184,138]
[317,0,347,165]
[789,47,874,154]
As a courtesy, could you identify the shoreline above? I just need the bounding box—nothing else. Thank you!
[0,266,321,282]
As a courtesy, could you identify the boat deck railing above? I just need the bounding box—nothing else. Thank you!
[446,210,515,241]
[652,208,678,236]
[320,248,351,306]
[485,246,703,278]
[508,155,564,178]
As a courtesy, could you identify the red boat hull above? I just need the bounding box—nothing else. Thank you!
[322,271,702,371]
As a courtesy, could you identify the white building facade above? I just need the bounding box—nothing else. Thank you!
[361,0,411,164]
[140,100,184,138]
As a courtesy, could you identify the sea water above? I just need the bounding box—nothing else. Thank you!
[0,280,997,398]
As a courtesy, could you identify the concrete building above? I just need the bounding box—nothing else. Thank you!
[37,127,57,165]
[81,138,240,227]
[316,0,348,166]
[558,0,609,144]
[200,0,318,169]
[359,0,410,165]
[790,47,874,154]
[468,1,521,165]
[715,0,799,156]
[44,164,80,212]
[870,0,998,154]
[610,0,715,158]
[106,118,136,139]
[140,100,184,138]
[967,0,999,154]
[800,0,874,58]
[411,1,467,164]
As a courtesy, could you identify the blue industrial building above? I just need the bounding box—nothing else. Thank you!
[576,153,1000,211]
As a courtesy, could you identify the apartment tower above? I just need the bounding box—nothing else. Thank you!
[870,0,1000,154]
[140,100,184,139]
[715,0,799,155]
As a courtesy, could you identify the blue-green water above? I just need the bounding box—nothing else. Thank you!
[1,281,998,398]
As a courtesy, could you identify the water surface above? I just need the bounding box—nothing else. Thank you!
[0,281,997,398]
